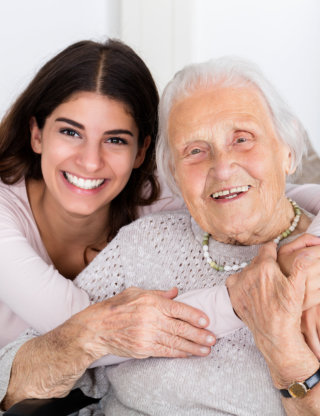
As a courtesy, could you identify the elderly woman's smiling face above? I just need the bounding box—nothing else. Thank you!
[168,85,293,245]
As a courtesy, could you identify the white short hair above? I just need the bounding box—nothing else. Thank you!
[156,56,308,195]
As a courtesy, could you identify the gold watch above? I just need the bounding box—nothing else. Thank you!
[280,368,320,398]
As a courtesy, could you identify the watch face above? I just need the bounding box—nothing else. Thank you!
[288,382,308,398]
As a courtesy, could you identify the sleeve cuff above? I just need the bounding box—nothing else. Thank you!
[176,285,245,338]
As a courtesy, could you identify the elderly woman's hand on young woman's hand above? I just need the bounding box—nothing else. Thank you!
[277,233,320,359]
[226,242,319,390]
[66,286,215,361]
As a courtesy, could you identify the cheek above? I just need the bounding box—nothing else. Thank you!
[108,151,138,180]
[175,163,205,199]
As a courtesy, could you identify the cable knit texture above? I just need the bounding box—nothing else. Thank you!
[72,210,286,416]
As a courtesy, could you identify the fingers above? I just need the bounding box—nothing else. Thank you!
[160,295,210,328]
[155,331,213,357]
[155,287,179,300]
[279,233,320,256]
[130,287,211,328]
[162,315,215,346]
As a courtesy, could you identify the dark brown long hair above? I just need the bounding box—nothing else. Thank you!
[0,39,160,241]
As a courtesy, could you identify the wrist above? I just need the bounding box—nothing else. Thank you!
[268,339,319,390]
[54,319,98,368]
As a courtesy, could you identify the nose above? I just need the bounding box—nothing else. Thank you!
[76,141,104,173]
[210,150,237,181]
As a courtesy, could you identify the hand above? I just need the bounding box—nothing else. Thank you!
[278,233,320,276]
[226,242,318,388]
[278,233,320,310]
[302,305,320,359]
[65,286,215,362]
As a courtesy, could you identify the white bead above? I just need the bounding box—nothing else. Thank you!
[207,257,213,264]
[289,225,295,232]
[232,264,240,271]
[203,245,209,251]
[240,262,248,268]
[204,251,209,258]
[224,265,232,271]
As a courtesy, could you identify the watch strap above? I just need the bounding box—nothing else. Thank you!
[280,388,291,398]
[305,368,320,390]
[280,367,320,398]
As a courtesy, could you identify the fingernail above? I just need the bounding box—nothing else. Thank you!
[206,335,215,344]
[198,317,207,327]
[200,347,210,354]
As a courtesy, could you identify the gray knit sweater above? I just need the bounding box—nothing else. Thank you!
[0,210,287,415]
[73,210,286,415]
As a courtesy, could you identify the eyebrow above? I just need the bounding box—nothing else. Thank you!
[55,117,134,136]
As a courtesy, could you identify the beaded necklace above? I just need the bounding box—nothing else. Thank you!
[202,198,301,272]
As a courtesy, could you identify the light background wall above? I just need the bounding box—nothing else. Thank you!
[1,0,319,154]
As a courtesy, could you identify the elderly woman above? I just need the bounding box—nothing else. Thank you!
[77,58,320,415]
[3,58,320,415]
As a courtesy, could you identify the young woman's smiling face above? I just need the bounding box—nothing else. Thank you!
[30,91,149,218]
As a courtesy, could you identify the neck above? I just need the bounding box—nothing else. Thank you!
[27,179,109,249]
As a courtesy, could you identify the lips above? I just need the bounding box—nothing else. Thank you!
[63,171,105,190]
[211,185,251,200]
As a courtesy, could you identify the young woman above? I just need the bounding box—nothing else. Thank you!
[0,39,206,353]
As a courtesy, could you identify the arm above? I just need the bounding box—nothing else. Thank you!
[0,200,90,335]
[1,287,215,410]
[2,226,218,410]
[176,285,245,338]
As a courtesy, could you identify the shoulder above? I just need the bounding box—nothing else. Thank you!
[118,210,192,238]
[0,179,37,235]
[0,179,28,209]
[0,179,30,217]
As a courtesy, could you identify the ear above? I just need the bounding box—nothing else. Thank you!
[30,117,43,154]
[284,147,295,175]
[133,136,151,168]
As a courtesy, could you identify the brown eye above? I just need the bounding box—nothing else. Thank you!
[236,137,247,143]
[60,128,80,138]
[106,137,128,145]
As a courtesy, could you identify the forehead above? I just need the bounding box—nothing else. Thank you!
[168,85,274,139]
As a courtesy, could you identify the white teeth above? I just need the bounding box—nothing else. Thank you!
[211,185,250,199]
[64,172,105,190]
